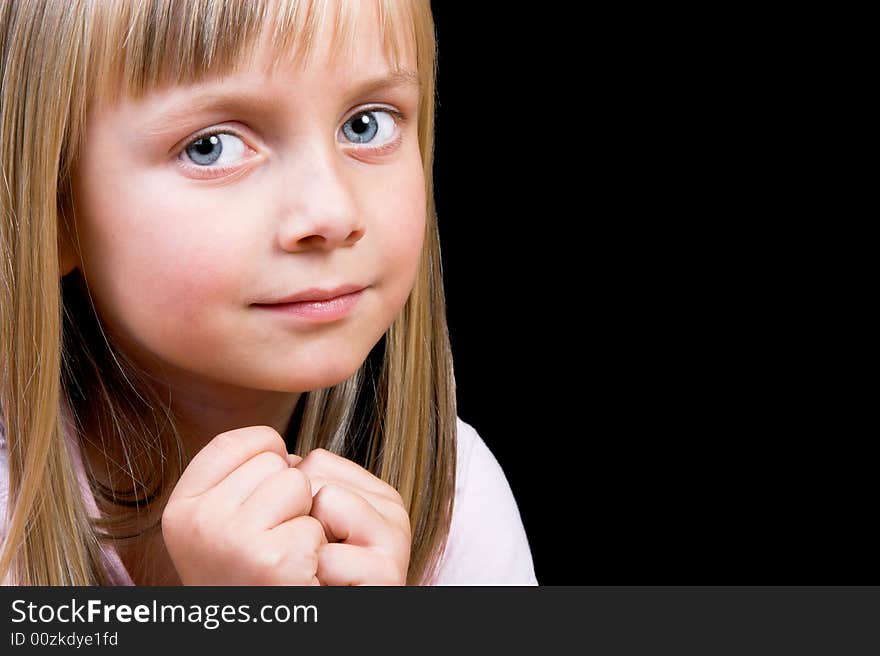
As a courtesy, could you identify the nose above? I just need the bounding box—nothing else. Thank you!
[275,142,365,252]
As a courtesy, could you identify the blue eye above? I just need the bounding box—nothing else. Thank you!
[341,110,397,146]
[183,132,247,166]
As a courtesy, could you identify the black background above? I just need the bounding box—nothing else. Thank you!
[430,2,588,584]
[429,3,873,585]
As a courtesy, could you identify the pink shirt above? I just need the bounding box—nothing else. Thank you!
[0,414,537,585]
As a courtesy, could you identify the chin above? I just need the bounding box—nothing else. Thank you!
[283,356,365,392]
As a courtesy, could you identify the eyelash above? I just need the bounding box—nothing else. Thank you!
[177,106,408,176]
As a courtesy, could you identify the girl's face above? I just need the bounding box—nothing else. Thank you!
[66,6,425,411]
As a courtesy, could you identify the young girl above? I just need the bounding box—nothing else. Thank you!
[0,0,536,586]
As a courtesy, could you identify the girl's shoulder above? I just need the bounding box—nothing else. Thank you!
[452,416,524,514]
[432,416,538,585]
[452,416,480,478]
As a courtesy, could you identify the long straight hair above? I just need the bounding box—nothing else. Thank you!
[0,0,455,586]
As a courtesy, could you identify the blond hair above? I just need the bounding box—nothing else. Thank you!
[0,0,455,586]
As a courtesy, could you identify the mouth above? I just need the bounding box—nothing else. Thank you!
[253,283,367,305]
[251,286,366,322]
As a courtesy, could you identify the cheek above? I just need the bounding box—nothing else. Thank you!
[374,161,427,286]
[75,174,246,341]
[151,255,230,324]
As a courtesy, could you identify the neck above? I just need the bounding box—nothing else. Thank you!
[170,390,304,462]
[78,388,303,489]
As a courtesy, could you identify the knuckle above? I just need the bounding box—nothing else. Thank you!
[393,523,412,550]
[374,480,404,506]
[272,515,327,566]
[311,482,343,510]
[253,449,288,474]
[289,546,320,574]
[253,425,286,448]
[313,481,338,500]
[281,466,311,496]
[251,546,285,573]
[278,549,320,586]
[390,504,412,533]
[212,430,241,452]
[302,515,328,544]
[388,487,405,506]
[305,447,336,467]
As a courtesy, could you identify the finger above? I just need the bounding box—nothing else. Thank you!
[316,543,403,586]
[269,515,329,584]
[295,449,400,503]
[287,453,303,467]
[309,483,398,548]
[304,474,410,535]
[237,466,313,531]
[171,426,288,500]
[200,450,288,515]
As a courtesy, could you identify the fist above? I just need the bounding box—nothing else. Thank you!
[161,426,327,585]
[291,449,413,585]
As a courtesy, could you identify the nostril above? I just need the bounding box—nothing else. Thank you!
[346,229,365,244]
[297,235,327,248]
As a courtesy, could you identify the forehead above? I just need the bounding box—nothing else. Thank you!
[249,1,416,86]
[90,0,419,107]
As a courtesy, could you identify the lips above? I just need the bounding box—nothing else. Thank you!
[252,287,365,322]
[253,283,367,305]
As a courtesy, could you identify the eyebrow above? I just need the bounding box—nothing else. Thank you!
[142,69,421,136]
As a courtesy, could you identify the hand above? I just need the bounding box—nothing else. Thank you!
[161,426,327,585]
[288,449,412,586]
